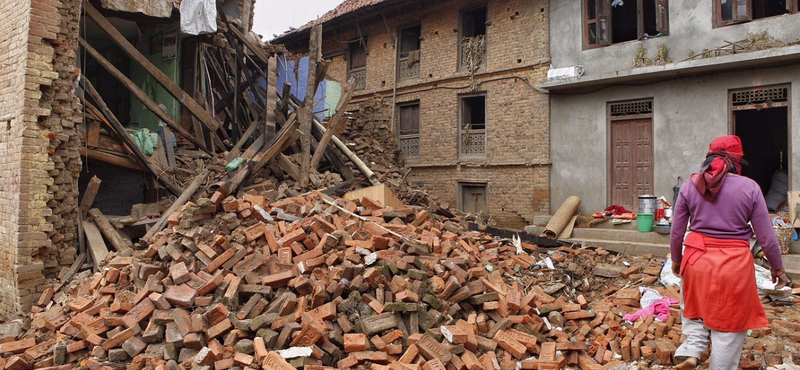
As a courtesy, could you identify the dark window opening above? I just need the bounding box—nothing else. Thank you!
[399,25,420,57]
[461,7,487,38]
[461,96,486,130]
[716,0,798,26]
[460,95,486,157]
[585,0,669,48]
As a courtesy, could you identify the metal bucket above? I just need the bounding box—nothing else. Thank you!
[638,195,657,214]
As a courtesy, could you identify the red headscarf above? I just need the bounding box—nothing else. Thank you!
[691,135,744,201]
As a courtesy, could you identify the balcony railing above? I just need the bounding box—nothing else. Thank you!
[350,67,366,90]
[398,57,420,80]
[399,134,420,159]
[460,128,485,157]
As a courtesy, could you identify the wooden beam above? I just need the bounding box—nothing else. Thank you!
[310,78,354,170]
[80,176,102,218]
[277,154,301,182]
[83,221,109,271]
[79,147,146,171]
[88,208,132,253]
[265,57,278,142]
[83,2,221,133]
[79,37,213,154]
[81,77,183,195]
[299,24,323,189]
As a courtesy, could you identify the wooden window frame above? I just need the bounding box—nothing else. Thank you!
[458,4,488,71]
[714,0,799,27]
[398,24,421,80]
[583,0,670,49]
[458,93,487,160]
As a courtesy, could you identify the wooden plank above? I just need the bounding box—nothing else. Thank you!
[86,119,100,147]
[88,208,131,253]
[265,57,278,142]
[79,37,213,154]
[299,24,323,190]
[343,184,405,209]
[80,176,102,218]
[83,3,221,133]
[53,254,87,294]
[277,154,301,182]
[83,221,109,271]
[81,77,182,195]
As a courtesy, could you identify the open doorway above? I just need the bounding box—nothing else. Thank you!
[731,85,790,212]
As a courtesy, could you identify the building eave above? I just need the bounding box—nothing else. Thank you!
[542,45,800,94]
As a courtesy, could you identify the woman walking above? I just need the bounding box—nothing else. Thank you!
[670,135,788,370]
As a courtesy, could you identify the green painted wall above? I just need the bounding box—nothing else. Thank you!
[129,25,180,132]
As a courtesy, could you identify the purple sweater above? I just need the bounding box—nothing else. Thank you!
[670,174,784,270]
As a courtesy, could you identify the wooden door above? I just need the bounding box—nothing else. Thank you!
[611,118,653,210]
[460,184,488,214]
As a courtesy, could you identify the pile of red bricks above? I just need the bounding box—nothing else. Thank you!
[0,189,798,370]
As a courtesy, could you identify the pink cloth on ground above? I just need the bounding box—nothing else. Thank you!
[622,297,679,322]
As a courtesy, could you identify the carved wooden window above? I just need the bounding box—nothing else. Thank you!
[348,40,366,90]
[398,25,421,80]
[460,6,487,70]
[398,102,420,159]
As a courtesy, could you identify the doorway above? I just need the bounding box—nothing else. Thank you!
[731,85,790,211]
[608,100,654,211]
[459,182,488,214]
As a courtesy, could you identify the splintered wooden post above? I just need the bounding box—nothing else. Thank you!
[80,176,101,218]
[299,24,322,190]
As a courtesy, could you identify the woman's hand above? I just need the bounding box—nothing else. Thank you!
[672,262,681,277]
[771,268,789,289]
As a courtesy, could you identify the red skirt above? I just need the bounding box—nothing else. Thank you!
[680,232,768,332]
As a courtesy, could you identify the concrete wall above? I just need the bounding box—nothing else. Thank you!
[0,0,82,318]
[549,0,800,77]
[288,0,552,227]
[550,65,800,214]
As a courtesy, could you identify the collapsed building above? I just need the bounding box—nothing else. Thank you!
[273,0,553,229]
[0,1,798,370]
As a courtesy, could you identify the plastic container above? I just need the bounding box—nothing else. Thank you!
[639,195,657,214]
[637,213,654,232]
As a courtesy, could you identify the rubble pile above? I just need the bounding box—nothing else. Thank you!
[2,189,799,370]
[340,97,407,186]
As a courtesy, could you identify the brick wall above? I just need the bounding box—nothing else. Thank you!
[0,0,82,318]
[294,0,551,227]
[0,0,33,319]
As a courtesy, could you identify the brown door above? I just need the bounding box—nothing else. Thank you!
[611,118,654,210]
[460,184,488,214]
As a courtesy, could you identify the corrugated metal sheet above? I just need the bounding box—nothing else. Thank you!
[100,0,175,18]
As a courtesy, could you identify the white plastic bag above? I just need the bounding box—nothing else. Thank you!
[180,0,217,35]
[659,255,681,288]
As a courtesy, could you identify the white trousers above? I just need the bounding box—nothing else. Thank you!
[677,285,747,370]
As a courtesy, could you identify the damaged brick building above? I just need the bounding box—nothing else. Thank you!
[0,0,257,317]
[273,0,553,229]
